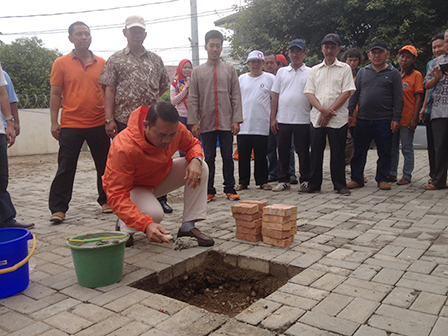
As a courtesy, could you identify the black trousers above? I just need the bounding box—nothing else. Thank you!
[49,125,110,213]
[309,124,348,191]
[431,118,448,188]
[425,116,436,180]
[276,123,310,183]
[237,134,268,186]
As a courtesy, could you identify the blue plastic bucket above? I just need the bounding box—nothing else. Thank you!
[0,228,36,298]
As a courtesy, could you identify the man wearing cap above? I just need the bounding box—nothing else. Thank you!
[236,50,275,191]
[99,15,172,212]
[347,40,403,190]
[48,21,111,224]
[271,38,311,192]
[423,28,448,190]
[302,33,355,195]
[188,30,243,202]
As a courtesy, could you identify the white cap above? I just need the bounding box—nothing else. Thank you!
[246,50,264,63]
[125,15,146,30]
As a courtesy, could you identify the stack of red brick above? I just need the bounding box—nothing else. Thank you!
[231,201,297,247]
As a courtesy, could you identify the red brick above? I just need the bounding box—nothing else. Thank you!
[262,214,291,223]
[231,203,259,215]
[235,232,262,242]
[263,204,293,216]
[263,235,294,247]
[235,218,262,228]
[262,220,291,231]
[262,227,293,239]
[240,200,267,212]
[291,224,297,235]
[237,226,262,235]
[233,212,262,221]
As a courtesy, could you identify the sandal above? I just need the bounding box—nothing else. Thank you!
[235,184,248,191]
[260,183,272,190]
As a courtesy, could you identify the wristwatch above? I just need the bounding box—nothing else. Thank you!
[192,156,203,165]
[105,118,114,125]
[4,116,14,122]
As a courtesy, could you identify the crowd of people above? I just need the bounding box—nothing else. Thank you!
[1,16,447,248]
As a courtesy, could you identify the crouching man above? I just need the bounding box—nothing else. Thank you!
[103,102,213,247]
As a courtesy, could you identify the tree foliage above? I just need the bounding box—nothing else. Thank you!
[228,0,448,70]
[0,37,62,96]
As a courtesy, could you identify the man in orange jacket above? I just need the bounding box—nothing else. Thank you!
[103,102,213,247]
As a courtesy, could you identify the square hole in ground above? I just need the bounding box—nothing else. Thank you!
[130,250,302,317]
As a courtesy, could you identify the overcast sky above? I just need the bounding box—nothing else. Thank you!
[0,0,242,66]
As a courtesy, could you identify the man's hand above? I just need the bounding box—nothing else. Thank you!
[51,122,61,140]
[145,223,171,243]
[231,122,240,135]
[391,121,400,133]
[14,121,20,136]
[270,119,279,135]
[192,124,201,138]
[348,116,354,127]
[184,158,202,189]
[106,120,117,138]
[5,125,16,147]
[433,66,444,81]
[409,118,418,132]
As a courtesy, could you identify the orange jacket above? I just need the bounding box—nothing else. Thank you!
[103,105,203,232]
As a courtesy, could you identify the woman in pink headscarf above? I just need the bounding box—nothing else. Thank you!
[170,59,193,134]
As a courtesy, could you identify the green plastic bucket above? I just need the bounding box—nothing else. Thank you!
[66,232,129,288]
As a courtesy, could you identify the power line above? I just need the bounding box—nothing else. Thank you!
[0,1,179,19]
[1,8,235,36]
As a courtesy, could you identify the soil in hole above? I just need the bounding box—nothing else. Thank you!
[131,251,293,317]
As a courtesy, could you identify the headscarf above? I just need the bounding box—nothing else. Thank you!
[171,59,192,110]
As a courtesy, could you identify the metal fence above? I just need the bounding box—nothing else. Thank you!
[17,94,50,109]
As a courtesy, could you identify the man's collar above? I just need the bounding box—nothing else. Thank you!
[287,63,305,72]
[206,59,221,65]
[125,46,147,56]
[316,58,343,68]
[71,50,96,61]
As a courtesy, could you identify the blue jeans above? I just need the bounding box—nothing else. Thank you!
[178,117,192,158]
[351,119,392,185]
[0,134,16,228]
[201,130,235,194]
[390,126,414,180]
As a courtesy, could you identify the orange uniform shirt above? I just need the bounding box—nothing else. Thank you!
[400,70,423,126]
[50,52,106,128]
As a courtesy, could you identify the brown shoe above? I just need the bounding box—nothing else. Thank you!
[347,181,362,189]
[424,184,439,190]
[177,228,214,247]
[50,212,65,224]
[396,177,410,185]
[387,175,397,182]
[378,182,391,190]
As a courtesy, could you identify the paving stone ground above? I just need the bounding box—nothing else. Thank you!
[1,148,447,335]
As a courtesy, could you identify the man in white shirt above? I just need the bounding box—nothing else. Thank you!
[237,50,275,190]
[271,39,311,192]
[303,33,356,195]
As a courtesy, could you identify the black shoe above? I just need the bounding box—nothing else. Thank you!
[290,178,299,185]
[160,200,173,214]
[9,221,35,229]
[338,188,351,196]
[298,187,319,193]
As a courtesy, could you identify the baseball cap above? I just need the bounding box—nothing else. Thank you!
[276,54,287,66]
[399,45,417,57]
[369,40,388,51]
[246,50,265,62]
[322,33,342,46]
[289,39,307,51]
[125,15,146,30]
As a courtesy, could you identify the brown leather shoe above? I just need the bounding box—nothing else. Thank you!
[387,175,397,182]
[424,184,439,190]
[396,177,410,185]
[177,228,214,247]
[347,181,362,189]
[378,182,391,190]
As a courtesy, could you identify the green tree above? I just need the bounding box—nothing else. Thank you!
[229,0,448,70]
[0,37,62,96]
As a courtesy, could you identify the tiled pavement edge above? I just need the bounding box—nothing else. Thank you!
[1,149,448,336]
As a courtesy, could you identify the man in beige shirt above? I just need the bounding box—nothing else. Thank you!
[188,30,243,202]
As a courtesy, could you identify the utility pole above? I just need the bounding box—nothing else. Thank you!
[190,0,200,67]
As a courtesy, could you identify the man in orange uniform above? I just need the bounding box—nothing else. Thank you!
[103,102,213,247]
[49,21,111,223]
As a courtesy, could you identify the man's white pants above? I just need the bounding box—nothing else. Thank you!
[118,158,209,234]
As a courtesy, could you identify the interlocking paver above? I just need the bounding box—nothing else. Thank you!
[3,147,448,336]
